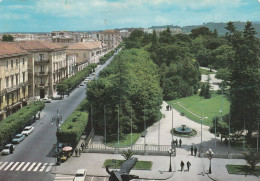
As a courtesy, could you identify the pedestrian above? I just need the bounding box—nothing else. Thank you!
[194,147,197,156]
[175,139,178,147]
[81,143,84,151]
[75,148,78,157]
[180,160,184,171]
[179,139,182,148]
[166,105,169,111]
[9,145,14,154]
[187,161,191,171]
[191,146,194,156]
[78,148,81,156]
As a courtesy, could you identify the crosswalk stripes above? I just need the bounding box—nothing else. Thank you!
[0,161,54,172]
[54,174,74,181]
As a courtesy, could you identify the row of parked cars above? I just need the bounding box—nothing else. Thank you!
[1,126,34,155]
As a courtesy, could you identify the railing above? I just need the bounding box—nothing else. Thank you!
[35,71,50,76]
[34,59,50,64]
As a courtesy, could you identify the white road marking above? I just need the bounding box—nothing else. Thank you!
[27,162,36,171]
[0,162,8,170]
[15,162,25,171]
[21,162,30,171]
[10,162,19,171]
[33,162,42,171]
[90,176,94,181]
[39,163,47,172]
[45,163,54,172]
[4,162,14,171]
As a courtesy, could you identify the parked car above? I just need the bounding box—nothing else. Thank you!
[1,144,15,155]
[12,134,25,144]
[74,169,87,181]
[21,126,34,136]
[41,98,51,103]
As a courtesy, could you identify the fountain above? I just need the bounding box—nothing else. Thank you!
[175,124,193,134]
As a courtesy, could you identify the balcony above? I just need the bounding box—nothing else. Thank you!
[36,82,49,88]
[35,71,50,76]
[34,59,50,64]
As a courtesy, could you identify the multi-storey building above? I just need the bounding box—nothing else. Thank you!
[0,42,30,121]
[66,54,77,78]
[97,30,122,50]
[66,41,108,66]
[15,41,67,99]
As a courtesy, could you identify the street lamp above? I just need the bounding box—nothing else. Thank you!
[168,148,173,172]
[52,109,62,133]
[206,148,214,174]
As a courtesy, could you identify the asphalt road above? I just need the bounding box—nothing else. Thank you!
[0,52,116,181]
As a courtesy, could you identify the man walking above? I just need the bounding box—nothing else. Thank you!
[187,161,191,171]
[180,161,184,171]
[81,143,85,151]
[179,139,182,148]
[191,146,194,156]
[194,147,197,156]
[175,139,178,147]
[75,148,78,157]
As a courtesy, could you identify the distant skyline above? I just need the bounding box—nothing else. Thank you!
[0,0,260,32]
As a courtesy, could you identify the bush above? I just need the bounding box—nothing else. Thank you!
[0,101,45,144]
[57,100,88,147]
[99,50,115,64]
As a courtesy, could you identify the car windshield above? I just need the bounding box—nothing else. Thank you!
[4,145,10,149]
[15,135,21,138]
[75,174,84,177]
[24,128,30,131]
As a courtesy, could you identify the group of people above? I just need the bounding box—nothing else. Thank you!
[190,146,198,156]
[180,160,191,171]
[166,104,172,111]
[74,142,85,157]
[172,138,182,148]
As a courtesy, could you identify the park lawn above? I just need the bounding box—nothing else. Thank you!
[168,92,230,126]
[103,159,152,170]
[106,133,141,147]
[199,68,215,75]
[226,164,260,175]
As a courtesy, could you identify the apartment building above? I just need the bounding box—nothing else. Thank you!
[66,54,77,78]
[15,41,67,99]
[97,30,122,50]
[0,42,30,121]
[66,41,108,66]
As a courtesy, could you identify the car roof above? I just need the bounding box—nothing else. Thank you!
[16,134,23,136]
[5,144,12,147]
[76,169,86,174]
[25,126,32,129]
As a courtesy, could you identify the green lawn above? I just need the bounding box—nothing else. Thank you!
[168,92,230,126]
[226,164,260,175]
[199,68,215,74]
[106,133,141,147]
[103,159,152,170]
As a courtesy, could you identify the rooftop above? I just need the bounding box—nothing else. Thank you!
[14,40,66,51]
[0,42,29,58]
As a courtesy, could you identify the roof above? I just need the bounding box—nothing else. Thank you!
[101,29,118,34]
[14,40,66,52]
[66,41,103,50]
[0,42,29,58]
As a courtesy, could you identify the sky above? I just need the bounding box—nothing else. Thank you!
[0,0,260,32]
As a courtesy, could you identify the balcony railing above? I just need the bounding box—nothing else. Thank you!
[34,59,50,64]
[35,71,50,76]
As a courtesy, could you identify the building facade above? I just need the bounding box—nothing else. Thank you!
[0,42,30,121]
[98,30,122,50]
[15,41,67,99]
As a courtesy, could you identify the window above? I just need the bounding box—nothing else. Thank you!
[23,58,25,66]
[39,54,44,61]
[40,65,44,73]
[11,76,14,87]
[5,77,9,88]
[16,74,19,86]
[22,72,25,83]
[5,60,8,69]
[91,52,94,56]
[11,60,13,69]
[16,59,19,68]
[84,53,86,58]
[40,77,44,84]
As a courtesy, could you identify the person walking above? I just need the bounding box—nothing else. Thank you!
[75,148,78,157]
[81,143,85,151]
[191,146,194,156]
[179,139,182,148]
[78,148,81,156]
[9,145,14,154]
[194,147,197,156]
[187,161,191,171]
[180,161,184,171]
[175,139,178,147]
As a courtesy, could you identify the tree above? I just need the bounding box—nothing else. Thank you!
[190,27,213,39]
[121,149,134,160]
[243,151,260,170]
[2,34,14,41]
[56,83,68,98]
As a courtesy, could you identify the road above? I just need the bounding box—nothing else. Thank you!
[0,51,117,181]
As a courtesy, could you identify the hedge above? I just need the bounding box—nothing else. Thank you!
[56,100,88,147]
[58,63,97,92]
[0,101,45,144]
[99,50,115,64]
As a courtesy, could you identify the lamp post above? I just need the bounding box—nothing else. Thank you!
[206,148,214,174]
[52,109,62,133]
[168,148,173,172]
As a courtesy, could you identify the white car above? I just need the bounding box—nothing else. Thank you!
[41,98,51,103]
[1,144,15,155]
[21,126,34,136]
[74,169,87,181]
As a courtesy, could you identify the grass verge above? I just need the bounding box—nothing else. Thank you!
[226,164,260,175]
[103,159,152,170]
[106,133,141,147]
[199,68,215,74]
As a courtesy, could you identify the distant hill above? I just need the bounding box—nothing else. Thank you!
[149,25,182,29]
[181,21,260,38]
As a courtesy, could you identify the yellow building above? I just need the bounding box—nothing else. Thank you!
[15,41,67,99]
[98,30,122,50]
[0,42,30,121]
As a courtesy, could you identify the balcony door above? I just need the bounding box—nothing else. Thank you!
[40,89,45,98]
